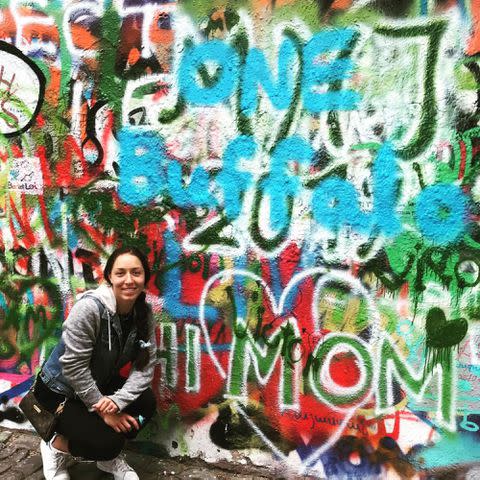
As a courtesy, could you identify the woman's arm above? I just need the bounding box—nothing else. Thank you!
[108,309,157,411]
[60,298,104,411]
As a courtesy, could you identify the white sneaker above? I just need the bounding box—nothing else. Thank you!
[97,454,139,480]
[40,438,70,480]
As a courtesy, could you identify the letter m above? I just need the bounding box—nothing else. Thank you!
[376,335,456,431]
[225,317,301,410]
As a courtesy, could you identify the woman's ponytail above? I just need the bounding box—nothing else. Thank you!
[134,291,150,370]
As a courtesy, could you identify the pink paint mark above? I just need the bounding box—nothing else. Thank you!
[0,353,20,371]
[399,282,409,317]
[0,373,31,385]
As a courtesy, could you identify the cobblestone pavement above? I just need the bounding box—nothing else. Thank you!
[0,427,317,480]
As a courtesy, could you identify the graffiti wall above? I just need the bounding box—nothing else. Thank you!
[1,0,480,477]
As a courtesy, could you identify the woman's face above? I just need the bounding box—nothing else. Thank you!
[109,253,146,312]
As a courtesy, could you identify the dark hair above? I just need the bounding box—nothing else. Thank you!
[104,247,152,370]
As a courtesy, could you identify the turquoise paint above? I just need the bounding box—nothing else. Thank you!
[415,183,468,245]
[216,135,257,220]
[118,128,167,206]
[415,434,480,469]
[241,38,297,116]
[179,40,239,106]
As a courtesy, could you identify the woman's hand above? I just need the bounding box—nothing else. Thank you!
[93,396,119,414]
[101,412,140,433]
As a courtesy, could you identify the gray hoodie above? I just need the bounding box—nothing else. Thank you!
[59,284,157,411]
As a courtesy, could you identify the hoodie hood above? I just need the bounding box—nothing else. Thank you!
[79,284,117,314]
[78,284,117,351]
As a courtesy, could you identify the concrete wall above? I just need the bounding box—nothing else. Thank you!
[0,0,479,477]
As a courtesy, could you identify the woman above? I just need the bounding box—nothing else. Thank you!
[36,247,157,480]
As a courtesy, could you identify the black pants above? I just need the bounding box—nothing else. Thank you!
[35,376,156,461]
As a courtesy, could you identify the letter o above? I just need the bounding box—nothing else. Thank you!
[309,333,373,410]
[179,40,239,106]
[415,183,468,245]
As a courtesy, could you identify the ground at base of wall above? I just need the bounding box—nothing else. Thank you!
[0,427,318,480]
[0,426,477,479]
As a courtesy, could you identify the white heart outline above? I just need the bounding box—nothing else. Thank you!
[198,267,381,474]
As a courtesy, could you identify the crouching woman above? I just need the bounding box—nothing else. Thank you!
[36,247,157,480]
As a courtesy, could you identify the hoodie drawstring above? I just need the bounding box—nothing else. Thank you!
[108,313,112,351]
